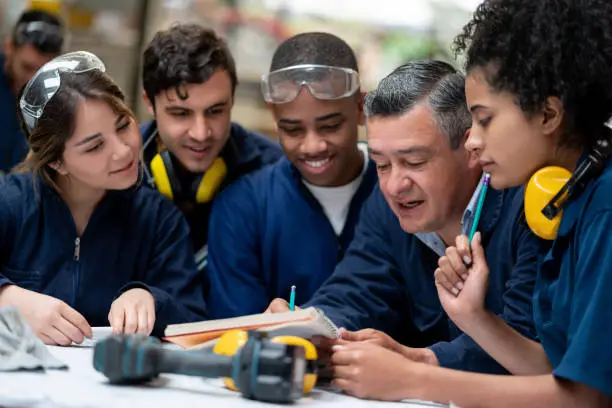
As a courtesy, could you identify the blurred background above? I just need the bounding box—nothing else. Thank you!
[0,0,481,138]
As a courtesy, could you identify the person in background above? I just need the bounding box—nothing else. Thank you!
[266,60,541,377]
[206,32,378,318]
[325,0,612,405]
[0,51,207,346]
[140,23,282,273]
[1,9,64,175]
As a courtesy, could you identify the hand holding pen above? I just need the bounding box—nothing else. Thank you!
[435,172,490,294]
[433,173,492,329]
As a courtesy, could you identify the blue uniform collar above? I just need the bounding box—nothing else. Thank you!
[555,149,610,238]
[282,150,378,233]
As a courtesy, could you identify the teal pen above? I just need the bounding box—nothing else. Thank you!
[469,173,491,242]
[289,285,296,311]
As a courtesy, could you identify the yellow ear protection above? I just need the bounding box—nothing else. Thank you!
[213,330,318,394]
[150,149,227,203]
[525,137,610,240]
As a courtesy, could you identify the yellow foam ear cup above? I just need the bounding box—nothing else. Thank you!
[525,166,572,240]
[213,330,249,391]
[195,157,228,203]
[271,336,318,394]
[150,154,174,201]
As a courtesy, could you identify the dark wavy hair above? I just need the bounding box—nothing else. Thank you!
[453,0,612,149]
[142,23,237,107]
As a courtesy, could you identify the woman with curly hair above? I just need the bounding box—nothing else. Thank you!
[327,0,612,406]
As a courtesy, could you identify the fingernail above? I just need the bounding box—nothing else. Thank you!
[462,274,469,280]
[463,256,471,264]
[451,287,459,295]
[456,281,464,290]
[332,345,345,351]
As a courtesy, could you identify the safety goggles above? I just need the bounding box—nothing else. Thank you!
[14,21,64,53]
[261,64,360,104]
[20,51,106,134]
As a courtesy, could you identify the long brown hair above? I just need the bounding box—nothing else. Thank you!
[14,69,134,192]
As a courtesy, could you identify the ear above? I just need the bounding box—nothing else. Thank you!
[357,91,366,126]
[541,96,564,136]
[3,37,13,57]
[49,161,68,176]
[142,91,155,118]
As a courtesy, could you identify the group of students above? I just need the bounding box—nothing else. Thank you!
[0,0,611,406]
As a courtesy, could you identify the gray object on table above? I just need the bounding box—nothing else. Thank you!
[0,306,67,371]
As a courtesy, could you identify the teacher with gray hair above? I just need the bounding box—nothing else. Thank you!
[266,60,543,398]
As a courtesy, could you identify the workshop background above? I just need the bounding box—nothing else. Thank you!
[0,0,480,139]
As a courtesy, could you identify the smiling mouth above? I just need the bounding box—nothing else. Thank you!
[187,146,210,153]
[398,200,424,209]
[304,158,331,168]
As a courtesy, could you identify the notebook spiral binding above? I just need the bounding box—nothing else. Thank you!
[314,308,341,338]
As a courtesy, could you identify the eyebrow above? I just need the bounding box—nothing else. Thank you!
[75,133,101,147]
[278,112,344,126]
[469,104,487,113]
[165,101,229,112]
[75,116,126,147]
[368,146,432,156]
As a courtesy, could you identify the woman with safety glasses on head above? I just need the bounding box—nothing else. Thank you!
[327,0,612,406]
[0,51,207,346]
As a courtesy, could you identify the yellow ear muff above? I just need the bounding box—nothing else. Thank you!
[270,336,318,394]
[213,330,249,391]
[213,330,318,394]
[524,166,572,240]
[195,157,227,203]
[150,153,174,201]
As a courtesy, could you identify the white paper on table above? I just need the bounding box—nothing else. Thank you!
[71,327,113,347]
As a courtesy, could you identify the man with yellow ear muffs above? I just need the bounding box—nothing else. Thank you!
[139,24,282,273]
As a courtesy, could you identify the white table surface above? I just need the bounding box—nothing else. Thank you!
[0,346,449,408]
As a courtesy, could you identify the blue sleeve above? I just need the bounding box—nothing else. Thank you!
[553,210,612,396]
[430,210,540,374]
[206,179,268,319]
[0,184,16,288]
[303,189,409,335]
[119,202,208,337]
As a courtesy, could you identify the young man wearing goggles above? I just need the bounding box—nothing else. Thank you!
[1,9,64,174]
[206,32,377,318]
[140,24,282,273]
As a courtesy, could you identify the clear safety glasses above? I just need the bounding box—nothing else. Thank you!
[19,50,106,133]
[261,64,360,104]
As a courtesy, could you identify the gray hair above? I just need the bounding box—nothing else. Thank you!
[364,60,471,149]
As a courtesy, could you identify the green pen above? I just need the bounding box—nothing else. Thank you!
[469,173,491,242]
[289,285,296,311]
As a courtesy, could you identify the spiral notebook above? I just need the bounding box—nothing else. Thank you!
[163,307,340,349]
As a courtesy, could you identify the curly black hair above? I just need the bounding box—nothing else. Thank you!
[453,0,612,148]
[142,23,237,107]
